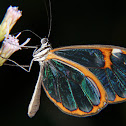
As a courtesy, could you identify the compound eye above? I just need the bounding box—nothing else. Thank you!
[41,38,48,44]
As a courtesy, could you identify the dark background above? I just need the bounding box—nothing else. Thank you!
[0,0,126,126]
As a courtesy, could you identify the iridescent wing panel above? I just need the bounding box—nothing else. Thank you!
[48,45,126,103]
[42,59,107,117]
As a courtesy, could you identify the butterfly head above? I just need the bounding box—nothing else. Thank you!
[41,38,48,44]
[32,37,51,62]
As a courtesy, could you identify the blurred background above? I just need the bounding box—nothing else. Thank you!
[0,0,126,126]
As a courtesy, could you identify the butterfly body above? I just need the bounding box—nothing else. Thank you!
[33,38,52,62]
[28,38,126,118]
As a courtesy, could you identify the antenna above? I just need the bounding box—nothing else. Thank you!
[44,0,52,39]
[12,29,42,40]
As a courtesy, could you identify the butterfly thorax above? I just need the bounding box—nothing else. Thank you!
[32,38,51,62]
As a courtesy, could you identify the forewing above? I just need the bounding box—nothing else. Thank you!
[49,45,126,103]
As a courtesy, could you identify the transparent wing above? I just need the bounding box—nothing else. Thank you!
[50,45,126,103]
[42,59,107,117]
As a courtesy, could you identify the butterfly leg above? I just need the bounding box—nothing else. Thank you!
[0,55,30,72]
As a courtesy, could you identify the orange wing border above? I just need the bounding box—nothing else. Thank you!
[49,45,126,103]
[43,51,108,117]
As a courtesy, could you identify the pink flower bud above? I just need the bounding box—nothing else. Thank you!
[0,6,22,42]
[0,34,21,66]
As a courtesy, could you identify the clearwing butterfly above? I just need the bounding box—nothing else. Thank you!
[27,0,126,118]
[28,38,126,118]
